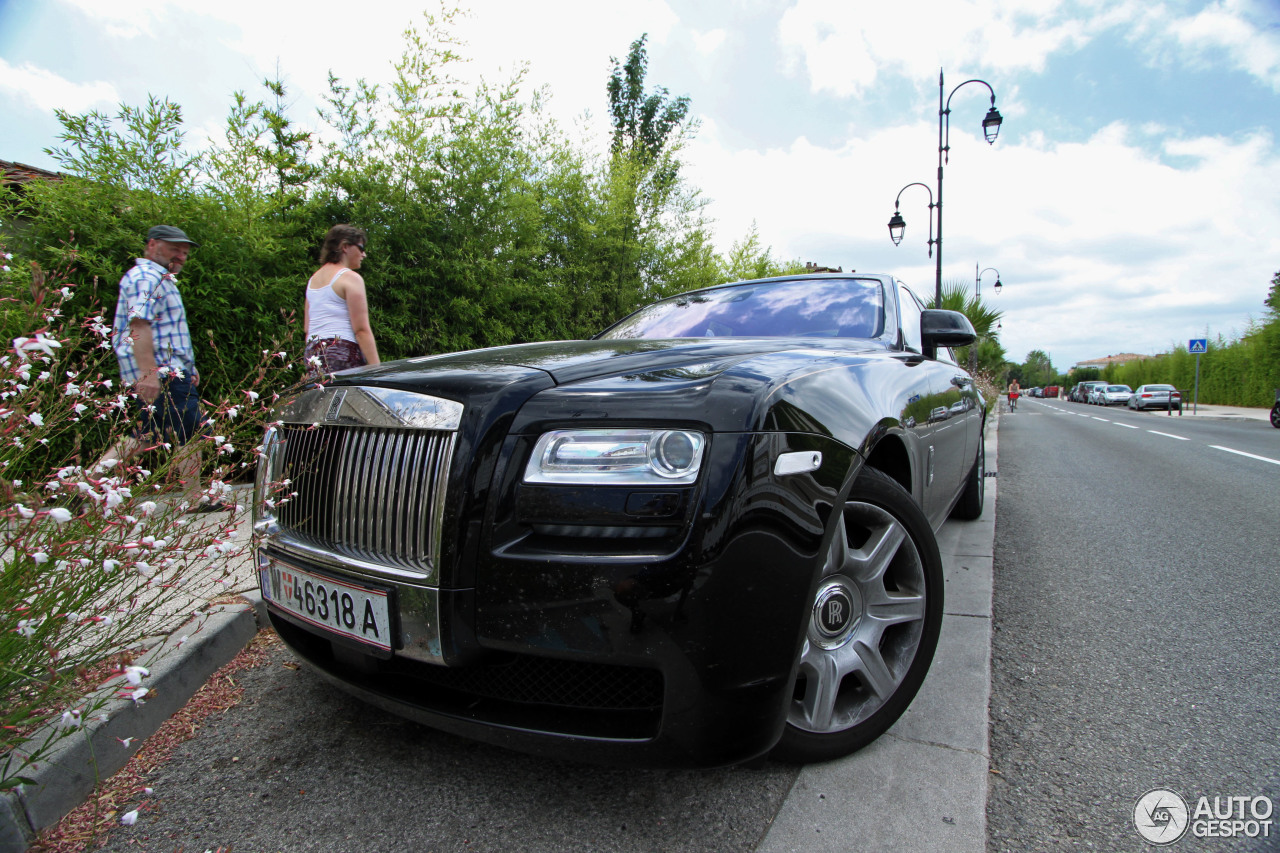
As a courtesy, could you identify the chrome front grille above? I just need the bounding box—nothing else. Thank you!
[272,423,456,575]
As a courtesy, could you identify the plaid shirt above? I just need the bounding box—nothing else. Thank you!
[111,258,197,385]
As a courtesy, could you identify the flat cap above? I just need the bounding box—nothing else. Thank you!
[147,225,199,246]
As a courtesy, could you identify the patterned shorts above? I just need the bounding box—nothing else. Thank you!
[304,338,368,376]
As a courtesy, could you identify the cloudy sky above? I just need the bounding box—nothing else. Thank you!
[2,0,1278,369]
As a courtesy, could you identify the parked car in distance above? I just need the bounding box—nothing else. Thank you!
[1043,385,1060,398]
[1128,384,1182,411]
[1077,380,1108,403]
[1098,384,1133,406]
[253,272,986,768]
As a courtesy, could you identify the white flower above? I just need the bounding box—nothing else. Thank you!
[140,500,157,516]
[103,559,121,571]
[16,618,42,637]
[59,709,84,729]
[225,406,239,419]
[27,412,44,427]
[73,403,88,414]
[14,504,34,519]
[244,390,260,401]
[127,687,148,704]
[12,334,61,360]
[44,507,73,523]
[64,383,80,396]
[30,551,48,564]
[124,665,150,685]
[120,810,138,826]
[117,737,135,748]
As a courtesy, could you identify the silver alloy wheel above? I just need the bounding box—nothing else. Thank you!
[787,500,928,734]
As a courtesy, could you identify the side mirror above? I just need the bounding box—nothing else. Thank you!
[921,309,977,348]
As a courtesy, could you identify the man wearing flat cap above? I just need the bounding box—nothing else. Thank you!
[97,225,219,511]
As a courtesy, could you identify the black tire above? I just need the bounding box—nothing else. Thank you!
[951,438,985,521]
[772,467,944,763]
[1271,405,1280,429]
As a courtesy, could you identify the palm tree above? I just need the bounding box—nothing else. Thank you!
[935,280,1004,374]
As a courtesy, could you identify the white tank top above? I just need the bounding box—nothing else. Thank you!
[306,269,357,342]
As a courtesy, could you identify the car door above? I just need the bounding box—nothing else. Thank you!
[895,283,968,523]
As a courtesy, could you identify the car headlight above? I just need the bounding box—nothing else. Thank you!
[523,429,706,485]
[253,425,285,527]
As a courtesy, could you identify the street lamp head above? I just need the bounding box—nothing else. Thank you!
[888,210,906,246]
[982,106,1003,144]
[994,278,1003,294]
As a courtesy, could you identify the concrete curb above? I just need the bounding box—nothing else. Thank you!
[0,593,265,852]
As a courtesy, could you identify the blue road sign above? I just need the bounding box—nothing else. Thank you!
[1189,338,1207,354]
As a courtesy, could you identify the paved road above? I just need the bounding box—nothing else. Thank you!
[987,399,1280,851]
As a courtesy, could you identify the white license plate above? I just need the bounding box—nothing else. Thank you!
[259,559,393,652]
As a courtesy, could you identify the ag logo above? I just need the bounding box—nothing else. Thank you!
[1135,789,1189,845]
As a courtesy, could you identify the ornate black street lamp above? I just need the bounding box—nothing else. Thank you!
[888,182,935,254]
[971,264,1003,373]
[976,265,1002,298]
[888,69,1003,307]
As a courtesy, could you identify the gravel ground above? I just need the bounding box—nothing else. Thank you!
[87,634,799,853]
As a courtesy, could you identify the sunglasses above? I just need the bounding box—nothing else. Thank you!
[352,244,366,254]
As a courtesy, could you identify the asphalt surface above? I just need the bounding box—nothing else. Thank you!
[3,402,1271,851]
[987,399,1279,852]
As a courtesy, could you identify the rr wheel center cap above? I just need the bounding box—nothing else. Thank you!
[811,580,863,649]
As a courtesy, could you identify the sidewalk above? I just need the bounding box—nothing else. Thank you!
[1177,403,1273,422]
[3,429,1002,852]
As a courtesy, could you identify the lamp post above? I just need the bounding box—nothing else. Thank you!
[888,182,935,258]
[971,264,1003,373]
[976,264,1002,299]
[887,69,1003,308]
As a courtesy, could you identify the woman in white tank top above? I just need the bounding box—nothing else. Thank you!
[303,224,380,376]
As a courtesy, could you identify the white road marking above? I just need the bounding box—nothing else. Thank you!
[1113,422,1138,429]
[1210,446,1280,466]
[1092,417,1109,422]
[1148,431,1189,441]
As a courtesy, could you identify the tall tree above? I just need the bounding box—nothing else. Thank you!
[599,34,707,319]
[607,34,690,169]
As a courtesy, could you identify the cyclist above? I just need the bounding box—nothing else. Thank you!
[1008,378,1021,412]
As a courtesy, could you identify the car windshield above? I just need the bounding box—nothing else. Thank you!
[1146,385,1175,391]
[600,278,886,341]
[1109,386,1130,392]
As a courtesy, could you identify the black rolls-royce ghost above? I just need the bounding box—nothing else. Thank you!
[253,272,986,767]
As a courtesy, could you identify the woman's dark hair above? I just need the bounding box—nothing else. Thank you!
[319,224,367,264]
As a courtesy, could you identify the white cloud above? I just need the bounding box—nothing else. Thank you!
[776,0,1097,97]
[1163,0,1280,91]
[691,28,727,55]
[0,58,119,114]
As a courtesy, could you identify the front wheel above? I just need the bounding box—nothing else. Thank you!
[1271,404,1280,429]
[772,467,944,763]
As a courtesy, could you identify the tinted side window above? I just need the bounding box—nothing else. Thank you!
[898,285,924,353]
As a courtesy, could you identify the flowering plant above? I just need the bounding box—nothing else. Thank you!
[0,238,286,791]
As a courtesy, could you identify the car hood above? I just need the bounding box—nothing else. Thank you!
[349,337,886,387]
[310,336,898,440]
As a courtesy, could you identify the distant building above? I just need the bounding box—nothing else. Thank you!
[1071,353,1148,372]
[804,262,845,273]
